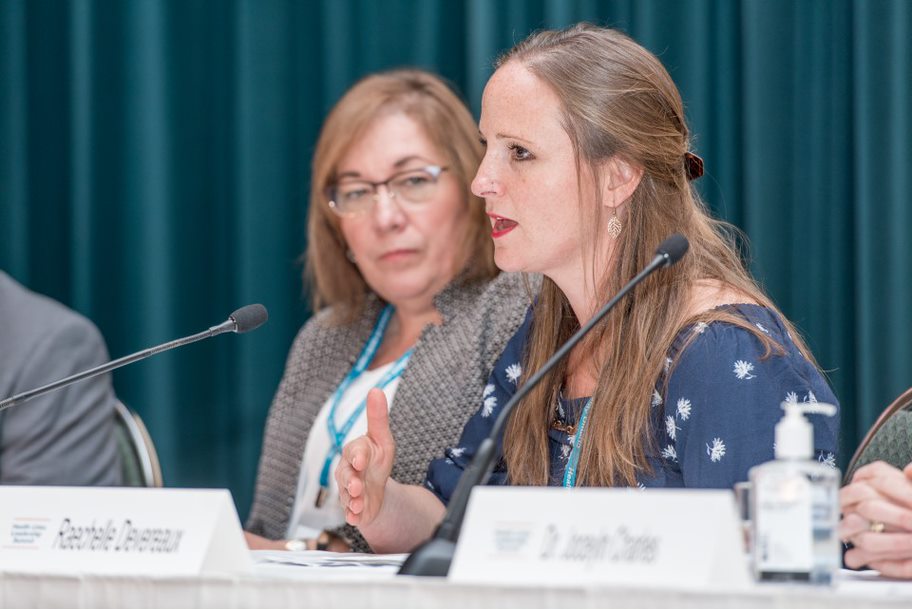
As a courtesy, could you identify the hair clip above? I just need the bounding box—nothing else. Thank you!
[684,152,704,181]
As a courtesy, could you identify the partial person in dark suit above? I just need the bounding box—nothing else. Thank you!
[0,270,121,485]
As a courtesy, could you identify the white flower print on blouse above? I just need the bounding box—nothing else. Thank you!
[676,398,692,421]
[450,447,465,458]
[560,444,571,460]
[482,395,497,418]
[818,452,836,468]
[755,322,770,334]
[651,389,663,408]
[693,322,709,335]
[784,391,799,405]
[505,363,522,385]
[804,390,818,404]
[733,360,756,380]
[706,437,727,462]
[665,415,679,441]
[661,444,678,462]
[481,384,497,417]
[664,357,673,373]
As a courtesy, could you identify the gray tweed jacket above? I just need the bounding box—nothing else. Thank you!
[245,272,532,550]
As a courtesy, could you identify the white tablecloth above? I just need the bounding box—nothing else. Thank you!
[2,566,912,609]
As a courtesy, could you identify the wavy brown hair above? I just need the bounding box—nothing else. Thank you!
[306,69,497,323]
[501,24,815,487]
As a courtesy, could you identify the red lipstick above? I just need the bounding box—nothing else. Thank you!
[487,213,518,239]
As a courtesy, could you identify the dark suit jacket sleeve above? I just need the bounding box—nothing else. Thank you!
[0,314,121,485]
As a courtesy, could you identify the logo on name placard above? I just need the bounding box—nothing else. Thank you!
[491,521,535,555]
[5,517,52,550]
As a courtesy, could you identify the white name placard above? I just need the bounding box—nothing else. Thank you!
[0,487,253,576]
[449,487,751,590]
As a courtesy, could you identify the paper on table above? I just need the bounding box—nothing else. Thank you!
[836,569,912,597]
[252,550,407,570]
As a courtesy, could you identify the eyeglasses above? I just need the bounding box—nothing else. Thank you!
[326,165,448,216]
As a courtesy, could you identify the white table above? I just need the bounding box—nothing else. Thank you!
[2,566,912,609]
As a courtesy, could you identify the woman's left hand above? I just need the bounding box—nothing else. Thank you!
[839,461,912,577]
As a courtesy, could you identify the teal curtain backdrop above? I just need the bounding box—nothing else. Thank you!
[1,0,910,519]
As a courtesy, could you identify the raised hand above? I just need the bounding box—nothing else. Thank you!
[336,388,396,527]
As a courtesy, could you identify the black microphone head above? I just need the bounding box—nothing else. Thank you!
[229,304,268,333]
[656,234,689,266]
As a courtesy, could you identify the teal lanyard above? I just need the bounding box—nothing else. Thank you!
[562,398,593,488]
[318,305,412,491]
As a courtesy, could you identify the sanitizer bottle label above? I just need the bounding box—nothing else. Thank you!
[755,473,812,573]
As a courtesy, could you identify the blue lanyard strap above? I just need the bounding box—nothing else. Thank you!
[562,397,593,488]
[319,305,412,490]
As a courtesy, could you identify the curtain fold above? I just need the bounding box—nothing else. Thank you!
[854,0,912,439]
[1,0,909,519]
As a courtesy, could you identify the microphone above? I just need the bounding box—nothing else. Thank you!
[0,304,268,412]
[399,235,689,576]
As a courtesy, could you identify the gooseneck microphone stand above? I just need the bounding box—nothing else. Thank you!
[0,304,268,413]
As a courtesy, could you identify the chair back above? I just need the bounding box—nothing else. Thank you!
[843,387,912,484]
[113,400,163,487]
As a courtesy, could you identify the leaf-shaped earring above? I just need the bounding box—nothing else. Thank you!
[607,211,622,238]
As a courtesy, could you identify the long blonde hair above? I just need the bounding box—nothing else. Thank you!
[306,69,497,323]
[501,24,813,487]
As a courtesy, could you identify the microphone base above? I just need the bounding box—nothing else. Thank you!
[397,538,456,576]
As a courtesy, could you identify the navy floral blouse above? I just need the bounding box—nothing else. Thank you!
[425,304,840,502]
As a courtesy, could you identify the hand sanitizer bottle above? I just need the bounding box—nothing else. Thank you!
[749,402,839,584]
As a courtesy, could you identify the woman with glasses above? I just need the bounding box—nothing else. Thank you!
[244,69,531,552]
[337,24,840,554]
